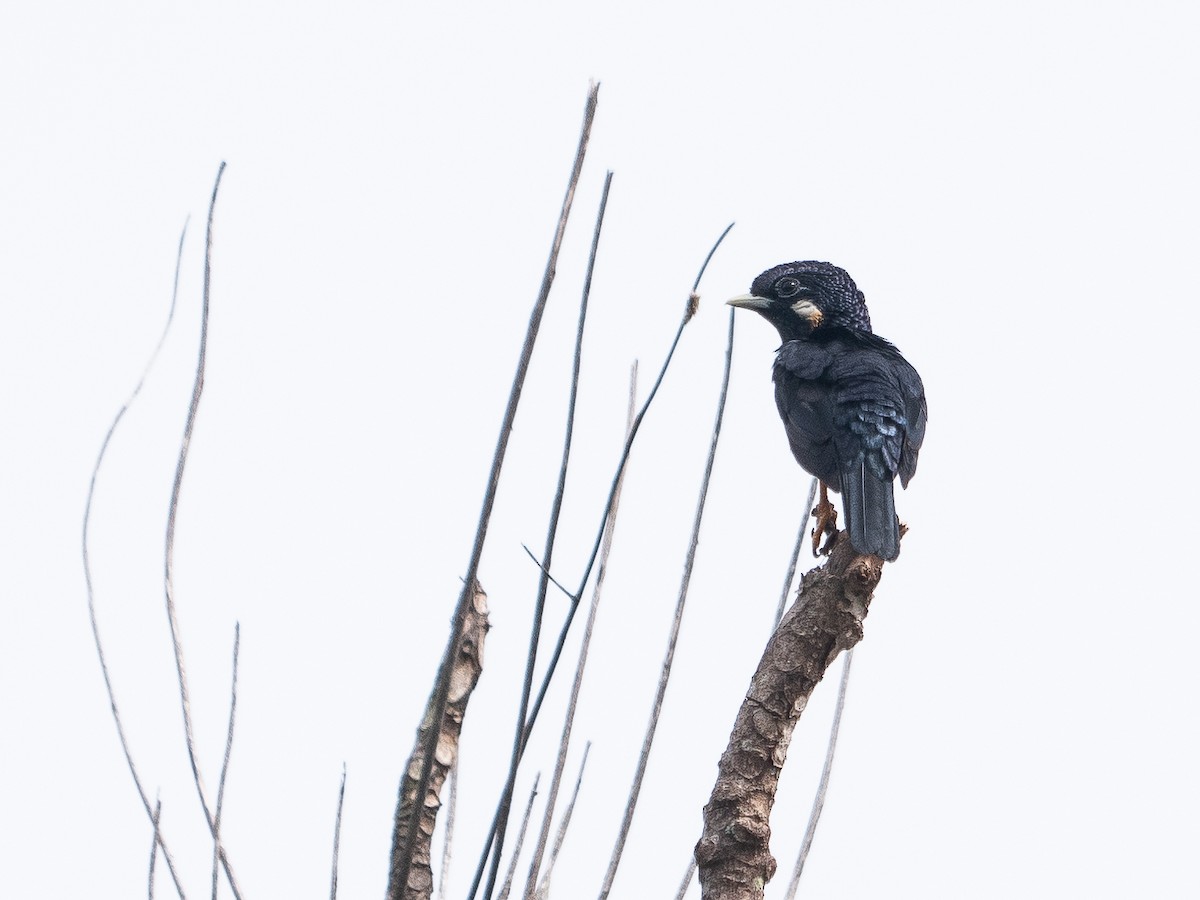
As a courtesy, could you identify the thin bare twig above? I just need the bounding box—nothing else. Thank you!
[487,169,612,900]
[521,545,576,602]
[472,223,732,900]
[782,648,854,899]
[672,859,696,900]
[774,479,818,629]
[401,81,599,900]
[162,160,243,900]
[437,762,456,900]
[83,218,188,900]
[512,224,736,842]
[598,305,738,899]
[533,742,592,900]
[496,774,540,900]
[149,798,163,900]
[523,363,637,900]
[211,623,240,900]
[571,221,735,602]
[331,764,347,900]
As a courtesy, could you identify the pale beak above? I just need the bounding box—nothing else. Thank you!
[727,293,771,310]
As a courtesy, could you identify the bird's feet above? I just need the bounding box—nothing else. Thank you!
[811,483,839,556]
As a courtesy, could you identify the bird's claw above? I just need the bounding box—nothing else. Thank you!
[810,484,839,556]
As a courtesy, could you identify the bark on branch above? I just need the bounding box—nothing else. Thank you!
[695,534,886,900]
[388,582,490,900]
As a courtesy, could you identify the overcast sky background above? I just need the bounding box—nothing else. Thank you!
[3,3,1199,898]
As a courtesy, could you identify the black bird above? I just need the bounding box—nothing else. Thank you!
[729,261,926,561]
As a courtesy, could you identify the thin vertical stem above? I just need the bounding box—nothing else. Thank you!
[597,307,738,898]
[782,649,854,899]
[84,217,189,900]
[774,479,818,629]
[496,774,540,900]
[484,170,612,900]
[672,859,696,900]
[437,762,457,900]
[331,765,347,900]
[162,159,243,900]
[532,742,593,900]
[402,82,599,900]
[211,623,240,900]
[524,359,637,899]
[148,798,164,900]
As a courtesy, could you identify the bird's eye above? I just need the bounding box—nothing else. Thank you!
[775,277,802,298]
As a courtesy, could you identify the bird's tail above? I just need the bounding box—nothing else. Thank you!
[840,461,900,561]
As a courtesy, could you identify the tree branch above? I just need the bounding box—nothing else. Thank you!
[695,533,887,900]
[388,582,490,900]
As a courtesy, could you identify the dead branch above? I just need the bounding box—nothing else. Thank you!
[694,533,886,900]
[388,582,490,900]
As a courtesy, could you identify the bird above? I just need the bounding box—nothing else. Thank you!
[728,261,926,561]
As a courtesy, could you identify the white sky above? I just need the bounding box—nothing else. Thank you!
[3,2,1199,898]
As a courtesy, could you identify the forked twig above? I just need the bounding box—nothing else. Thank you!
[162,160,243,899]
[470,223,733,900]
[397,81,599,900]
[571,222,735,603]
[597,304,738,899]
[83,218,188,900]
[211,623,240,900]
[520,546,575,601]
[483,170,613,900]
[523,224,734,753]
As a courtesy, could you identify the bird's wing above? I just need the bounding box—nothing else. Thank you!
[896,357,926,487]
[773,341,840,485]
[826,334,919,486]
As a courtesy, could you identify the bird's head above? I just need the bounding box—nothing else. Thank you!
[727,261,872,340]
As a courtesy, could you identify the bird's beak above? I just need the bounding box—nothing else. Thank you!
[727,293,771,310]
